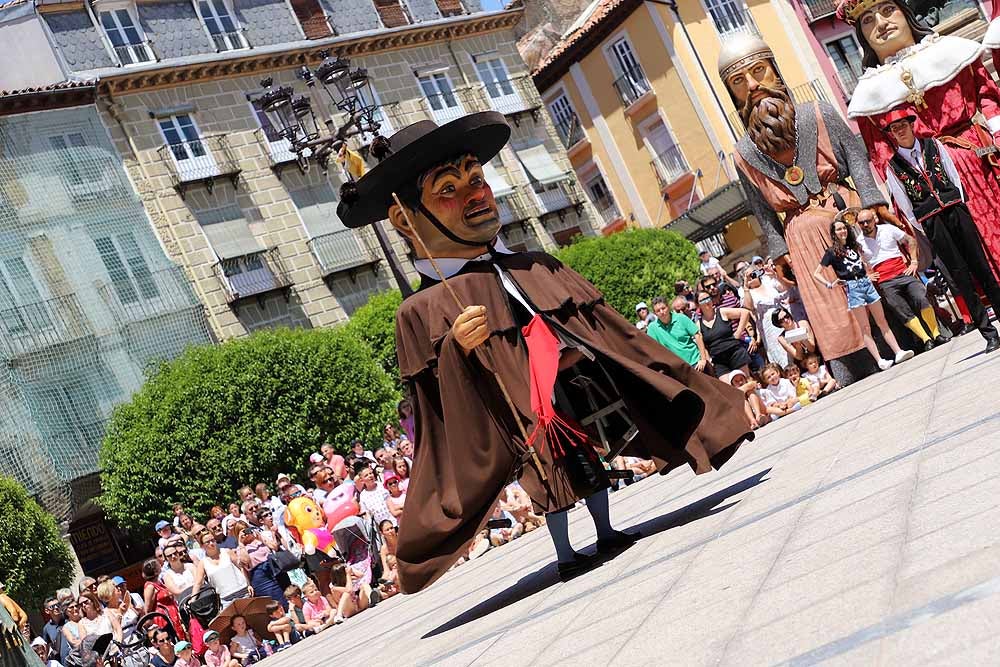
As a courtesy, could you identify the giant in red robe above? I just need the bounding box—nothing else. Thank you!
[848,34,1000,274]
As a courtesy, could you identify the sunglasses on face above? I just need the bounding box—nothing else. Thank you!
[387,480,399,486]
[703,282,717,289]
[698,297,712,304]
[46,604,60,611]
[164,551,181,558]
[859,217,875,225]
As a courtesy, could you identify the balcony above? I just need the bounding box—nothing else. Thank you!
[157,134,241,199]
[307,228,381,279]
[113,42,155,66]
[595,201,623,226]
[98,265,201,323]
[802,0,838,21]
[650,145,690,189]
[554,114,585,150]
[483,77,541,124]
[612,66,652,107]
[254,128,308,178]
[536,180,582,218]
[496,191,531,226]
[424,93,465,124]
[0,294,94,360]
[210,30,248,52]
[213,248,292,309]
[728,80,829,138]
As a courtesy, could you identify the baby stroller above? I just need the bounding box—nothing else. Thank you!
[331,515,385,596]
[102,612,177,667]
[182,586,221,628]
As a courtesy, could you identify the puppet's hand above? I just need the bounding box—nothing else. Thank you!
[453,305,489,353]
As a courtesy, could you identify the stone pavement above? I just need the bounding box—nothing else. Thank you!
[265,331,1000,666]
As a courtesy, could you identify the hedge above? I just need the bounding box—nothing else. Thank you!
[98,327,400,534]
[342,289,403,384]
[556,228,702,317]
[0,477,74,610]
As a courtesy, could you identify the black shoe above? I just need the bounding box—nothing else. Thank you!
[934,335,950,346]
[557,552,601,581]
[985,337,1000,354]
[369,587,381,607]
[959,323,977,336]
[596,530,641,555]
[923,339,936,352]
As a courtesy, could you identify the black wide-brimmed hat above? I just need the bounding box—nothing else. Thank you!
[338,111,511,228]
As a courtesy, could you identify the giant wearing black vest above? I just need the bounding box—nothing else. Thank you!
[884,120,1000,353]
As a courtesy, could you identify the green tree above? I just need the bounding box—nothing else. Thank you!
[555,228,701,317]
[0,477,74,610]
[98,327,400,534]
[343,289,403,383]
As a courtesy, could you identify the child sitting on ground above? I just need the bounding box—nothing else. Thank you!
[264,600,293,651]
[284,585,321,637]
[202,631,239,667]
[726,369,770,430]
[227,615,264,665]
[784,364,817,406]
[175,641,200,667]
[301,581,335,629]
[759,363,802,419]
[801,354,839,397]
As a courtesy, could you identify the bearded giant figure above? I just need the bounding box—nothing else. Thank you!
[720,35,887,384]
[841,0,1000,274]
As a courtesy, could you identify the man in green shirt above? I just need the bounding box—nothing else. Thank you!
[647,296,710,372]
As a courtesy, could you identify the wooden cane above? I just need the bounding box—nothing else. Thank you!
[391,192,546,481]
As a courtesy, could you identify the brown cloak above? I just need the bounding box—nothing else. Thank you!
[394,251,752,593]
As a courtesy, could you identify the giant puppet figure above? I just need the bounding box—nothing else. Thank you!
[336,112,752,593]
[718,35,889,384]
[839,0,1000,273]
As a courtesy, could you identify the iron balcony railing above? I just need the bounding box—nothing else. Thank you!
[482,76,539,116]
[254,128,299,168]
[424,92,465,124]
[307,228,381,277]
[496,191,531,225]
[536,180,579,216]
[213,247,292,305]
[802,0,838,21]
[0,293,93,359]
[612,65,652,107]
[98,265,200,322]
[113,42,155,66]
[210,30,248,52]
[554,113,585,150]
[729,80,830,138]
[595,201,623,226]
[157,134,241,195]
[650,145,690,188]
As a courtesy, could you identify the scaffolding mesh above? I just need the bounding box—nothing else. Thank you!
[0,107,213,522]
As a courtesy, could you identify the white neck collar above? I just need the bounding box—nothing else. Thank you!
[413,237,515,281]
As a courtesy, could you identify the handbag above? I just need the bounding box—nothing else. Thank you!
[268,548,302,574]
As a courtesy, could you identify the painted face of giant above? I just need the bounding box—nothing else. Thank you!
[388,154,501,258]
[858,1,915,63]
[725,58,796,156]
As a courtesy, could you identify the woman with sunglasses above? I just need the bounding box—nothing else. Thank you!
[142,558,187,642]
[234,522,288,609]
[192,532,251,610]
[78,591,122,642]
[161,538,205,654]
[60,599,87,655]
[695,290,753,378]
[771,306,817,363]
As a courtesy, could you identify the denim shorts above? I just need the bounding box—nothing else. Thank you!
[844,277,880,310]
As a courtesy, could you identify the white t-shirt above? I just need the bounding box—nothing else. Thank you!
[359,485,395,526]
[759,379,797,406]
[803,367,832,387]
[859,224,907,267]
[700,256,721,275]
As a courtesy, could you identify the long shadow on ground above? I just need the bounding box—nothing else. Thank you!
[422,468,772,639]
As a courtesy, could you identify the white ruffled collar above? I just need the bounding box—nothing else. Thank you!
[847,33,983,117]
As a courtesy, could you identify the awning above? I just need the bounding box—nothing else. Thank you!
[482,162,514,196]
[665,181,750,242]
[515,145,570,185]
[198,207,265,260]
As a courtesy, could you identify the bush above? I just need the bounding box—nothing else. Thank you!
[555,228,702,317]
[98,327,400,535]
[0,477,74,610]
[343,289,403,384]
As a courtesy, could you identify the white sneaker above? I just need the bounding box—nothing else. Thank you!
[878,358,894,371]
[895,349,914,363]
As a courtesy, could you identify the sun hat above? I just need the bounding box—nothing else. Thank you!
[111,576,126,586]
[154,520,170,532]
[635,302,648,312]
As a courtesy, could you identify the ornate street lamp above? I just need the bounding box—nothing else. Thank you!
[258,56,412,296]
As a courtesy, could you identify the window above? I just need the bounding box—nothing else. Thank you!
[250,100,297,164]
[221,253,277,297]
[608,38,650,104]
[99,8,153,64]
[704,0,753,36]
[585,173,620,224]
[355,86,394,137]
[0,257,51,334]
[825,36,863,95]
[476,59,514,99]
[291,182,372,274]
[548,93,583,148]
[94,233,159,305]
[643,119,688,186]
[418,72,463,123]
[198,0,246,51]
[158,114,218,178]
[48,134,89,186]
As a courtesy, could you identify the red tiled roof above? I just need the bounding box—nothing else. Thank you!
[532,0,628,76]
[0,79,97,97]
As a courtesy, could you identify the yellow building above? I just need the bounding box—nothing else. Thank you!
[531,0,838,262]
